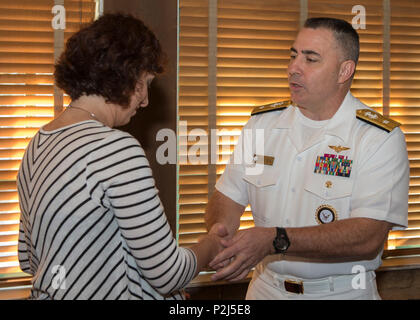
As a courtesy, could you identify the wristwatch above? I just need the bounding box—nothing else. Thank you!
[273,227,290,254]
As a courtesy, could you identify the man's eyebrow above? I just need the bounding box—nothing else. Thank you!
[302,50,321,57]
[290,47,321,57]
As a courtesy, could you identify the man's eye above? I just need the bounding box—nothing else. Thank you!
[306,58,317,62]
[290,55,297,59]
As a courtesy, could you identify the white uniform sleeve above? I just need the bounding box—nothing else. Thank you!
[350,127,409,229]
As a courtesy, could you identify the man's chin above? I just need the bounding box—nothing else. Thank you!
[290,95,304,107]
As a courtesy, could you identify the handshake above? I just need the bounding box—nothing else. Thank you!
[198,223,276,282]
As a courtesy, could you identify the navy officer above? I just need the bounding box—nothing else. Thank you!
[205,17,409,300]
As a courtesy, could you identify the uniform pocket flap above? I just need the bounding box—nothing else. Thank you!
[305,174,353,200]
[243,172,278,188]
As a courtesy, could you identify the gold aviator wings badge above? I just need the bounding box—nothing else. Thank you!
[328,145,350,153]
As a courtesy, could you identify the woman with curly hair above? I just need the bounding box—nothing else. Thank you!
[17,13,225,300]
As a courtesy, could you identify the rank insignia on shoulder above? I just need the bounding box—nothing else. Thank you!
[251,100,292,116]
[356,109,401,132]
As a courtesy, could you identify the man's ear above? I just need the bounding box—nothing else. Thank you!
[338,60,356,84]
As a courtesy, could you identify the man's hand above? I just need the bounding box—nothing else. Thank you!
[209,227,276,282]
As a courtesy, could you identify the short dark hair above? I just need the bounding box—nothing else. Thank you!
[304,17,359,65]
[54,13,165,107]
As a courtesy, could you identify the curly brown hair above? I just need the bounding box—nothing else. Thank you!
[54,13,165,107]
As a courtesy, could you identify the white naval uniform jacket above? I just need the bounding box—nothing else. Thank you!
[215,92,409,279]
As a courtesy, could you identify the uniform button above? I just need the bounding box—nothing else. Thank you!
[296,156,302,161]
[291,187,296,192]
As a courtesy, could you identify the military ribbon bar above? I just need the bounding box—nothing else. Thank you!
[314,153,353,178]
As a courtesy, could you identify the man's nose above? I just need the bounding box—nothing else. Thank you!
[288,57,302,77]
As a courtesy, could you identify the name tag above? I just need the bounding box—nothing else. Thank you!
[254,154,274,166]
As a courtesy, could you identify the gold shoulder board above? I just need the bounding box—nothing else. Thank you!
[251,100,291,116]
[356,109,401,132]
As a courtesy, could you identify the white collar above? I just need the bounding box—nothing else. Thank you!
[274,92,366,144]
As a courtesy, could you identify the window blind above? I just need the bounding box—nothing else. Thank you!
[178,0,420,270]
[0,0,96,298]
[178,0,301,247]
[384,0,420,266]
[178,0,211,246]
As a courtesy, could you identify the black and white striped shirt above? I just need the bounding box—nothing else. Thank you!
[17,120,196,300]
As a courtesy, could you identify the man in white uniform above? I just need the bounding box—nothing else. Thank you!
[205,17,409,299]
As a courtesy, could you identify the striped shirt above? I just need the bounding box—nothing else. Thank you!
[17,120,197,300]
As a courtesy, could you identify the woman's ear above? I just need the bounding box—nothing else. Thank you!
[338,60,356,84]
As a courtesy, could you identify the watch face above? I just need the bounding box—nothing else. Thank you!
[274,228,290,253]
[275,238,287,250]
[315,205,338,224]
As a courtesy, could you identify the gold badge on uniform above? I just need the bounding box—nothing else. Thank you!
[315,205,338,224]
[328,145,350,153]
[325,181,333,188]
[253,154,274,166]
